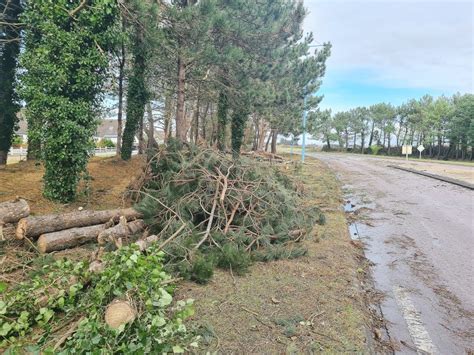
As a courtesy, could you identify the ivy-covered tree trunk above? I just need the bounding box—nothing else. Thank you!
[20,0,117,202]
[0,0,22,167]
[217,91,228,151]
[231,107,248,158]
[116,41,126,157]
[121,36,147,160]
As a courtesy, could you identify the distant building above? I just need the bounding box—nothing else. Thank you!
[94,119,122,144]
[16,118,28,142]
[15,117,164,145]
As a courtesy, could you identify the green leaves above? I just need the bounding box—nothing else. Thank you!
[1,246,197,352]
[19,0,118,202]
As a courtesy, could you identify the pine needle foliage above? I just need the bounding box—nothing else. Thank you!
[135,141,324,282]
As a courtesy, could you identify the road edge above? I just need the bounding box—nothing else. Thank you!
[387,165,474,190]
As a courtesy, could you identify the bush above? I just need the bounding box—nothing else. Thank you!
[0,246,198,352]
[11,135,23,148]
[96,138,116,148]
[370,145,382,155]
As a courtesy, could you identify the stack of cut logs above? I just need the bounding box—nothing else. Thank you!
[0,198,144,253]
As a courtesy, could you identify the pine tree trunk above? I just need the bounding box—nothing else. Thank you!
[201,102,210,140]
[37,224,106,253]
[163,95,172,141]
[16,208,141,240]
[217,91,228,151]
[265,131,272,152]
[98,218,145,245]
[271,129,278,154]
[146,102,156,150]
[175,56,187,142]
[437,136,442,159]
[368,122,375,147]
[193,97,200,143]
[0,199,30,224]
[387,133,391,154]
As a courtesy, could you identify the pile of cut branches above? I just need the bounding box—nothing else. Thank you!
[135,141,324,282]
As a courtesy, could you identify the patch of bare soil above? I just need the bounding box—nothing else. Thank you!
[0,155,145,214]
[176,157,386,353]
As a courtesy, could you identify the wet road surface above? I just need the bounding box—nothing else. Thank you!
[311,153,474,354]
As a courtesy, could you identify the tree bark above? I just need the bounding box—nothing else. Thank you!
[37,224,107,253]
[146,102,156,149]
[265,131,272,152]
[163,95,173,141]
[201,102,210,140]
[271,129,278,154]
[0,151,7,167]
[0,223,16,242]
[116,39,125,157]
[0,198,30,224]
[16,208,141,240]
[138,111,144,154]
[368,121,375,147]
[97,218,145,245]
[193,96,200,143]
[175,56,187,142]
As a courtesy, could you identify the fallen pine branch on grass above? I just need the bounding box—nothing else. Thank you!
[133,141,325,283]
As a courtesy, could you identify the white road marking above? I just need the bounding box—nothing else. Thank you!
[393,285,437,354]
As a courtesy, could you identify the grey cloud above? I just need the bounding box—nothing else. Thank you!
[303,1,473,91]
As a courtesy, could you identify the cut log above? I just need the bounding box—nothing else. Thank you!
[104,299,136,329]
[0,223,16,242]
[37,224,107,253]
[0,198,30,224]
[97,218,145,246]
[135,234,159,251]
[16,207,141,240]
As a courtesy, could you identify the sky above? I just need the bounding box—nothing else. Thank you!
[302,0,473,112]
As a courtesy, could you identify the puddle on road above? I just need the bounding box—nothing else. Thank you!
[344,198,375,240]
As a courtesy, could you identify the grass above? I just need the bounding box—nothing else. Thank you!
[176,155,375,353]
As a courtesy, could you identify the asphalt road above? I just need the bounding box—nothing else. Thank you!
[311,153,474,354]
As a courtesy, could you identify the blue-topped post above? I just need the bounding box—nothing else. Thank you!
[301,91,308,163]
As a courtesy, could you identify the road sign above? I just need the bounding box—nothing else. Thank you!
[402,145,412,160]
[417,145,425,159]
[402,145,412,154]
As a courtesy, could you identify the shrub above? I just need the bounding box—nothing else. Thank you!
[0,246,198,352]
[96,138,116,148]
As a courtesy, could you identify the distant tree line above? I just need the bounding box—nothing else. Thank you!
[309,94,474,160]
